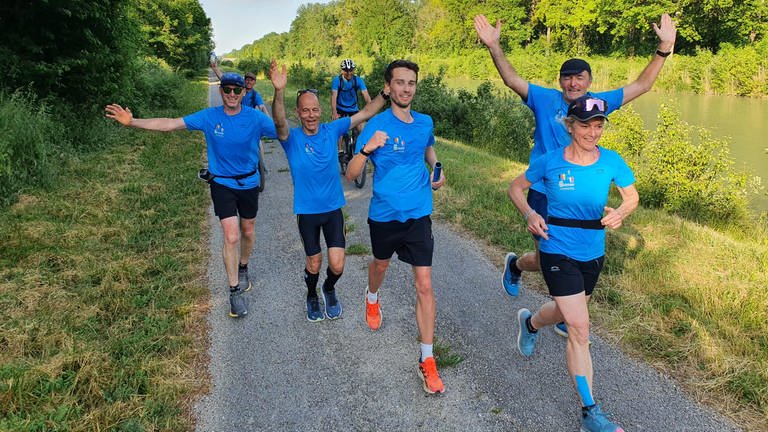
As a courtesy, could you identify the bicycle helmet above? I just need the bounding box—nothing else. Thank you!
[340,59,356,70]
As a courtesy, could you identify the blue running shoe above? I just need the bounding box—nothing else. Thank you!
[517,308,538,357]
[554,322,592,344]
[306,297,325,322]
[580,404,624,432]
[554,322,568,337]
[502,252,521,296]
[322,289,343,320]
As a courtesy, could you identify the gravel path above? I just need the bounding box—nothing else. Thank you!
[193,73,741,431]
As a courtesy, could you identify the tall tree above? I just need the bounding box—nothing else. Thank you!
[288,3,340,58]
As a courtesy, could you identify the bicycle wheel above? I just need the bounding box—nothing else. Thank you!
[339,133,350,175]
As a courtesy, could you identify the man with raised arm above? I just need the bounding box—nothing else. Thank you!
[269,60,387,322]
[475,13,675,337]
[346,60,446,395]
[105,72,276,319]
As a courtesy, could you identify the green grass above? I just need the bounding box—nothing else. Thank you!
[433,336,464,369]
[346,243,370,255]
[433,137,768,431]
[0,86,209,431]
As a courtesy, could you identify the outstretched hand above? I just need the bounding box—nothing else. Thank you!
[474,14,501,48]
[105,104,133,126]
[270,59,287,90]
[652,13,677,48]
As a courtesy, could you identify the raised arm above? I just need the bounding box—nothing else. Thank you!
[104,104,185,131]
[346,130,387,181]
[474,14,529,100]
[269,59,290,142]
[622,13,677,104]
[331,89,339,120]
[349,90,387,128]
[210,60,223,80]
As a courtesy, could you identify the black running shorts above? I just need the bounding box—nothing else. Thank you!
[539,252,605,297]
[209,181,259,220]
[368,215,434,266]
[296,209,346,256]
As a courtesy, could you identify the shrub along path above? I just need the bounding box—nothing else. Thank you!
[192,74,740,431]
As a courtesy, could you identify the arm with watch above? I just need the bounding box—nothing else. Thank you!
[345,129,388,182]
[621,13,677,104]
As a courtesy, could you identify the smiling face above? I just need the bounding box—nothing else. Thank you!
[219,85,244,110]
[296,92,321,135]
[385,67,418,109]
[245,76,255,90]
[567,117,605,150]
[559,71,592,103]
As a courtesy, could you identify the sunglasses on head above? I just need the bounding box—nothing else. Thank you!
[580,98,606,112]
[297,88,319,96]
[222,86,243,95]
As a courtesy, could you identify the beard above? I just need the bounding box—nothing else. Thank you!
[392,97,411,109]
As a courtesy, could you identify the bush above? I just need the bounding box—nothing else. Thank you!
[0,91,62,205]
[288,61,330,93]
[413,72,533,162]
[602,104,759,223]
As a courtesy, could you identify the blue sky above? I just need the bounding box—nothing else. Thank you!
[199,0,332,54]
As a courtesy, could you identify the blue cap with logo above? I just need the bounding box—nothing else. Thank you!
[220,72,245,87]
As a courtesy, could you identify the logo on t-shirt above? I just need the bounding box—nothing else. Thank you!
[214,124,225,137]
[558,170,575,190]
[304,142,315,154]
[392,137,406,152]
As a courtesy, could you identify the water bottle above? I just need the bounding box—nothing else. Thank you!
[432,162,442,190]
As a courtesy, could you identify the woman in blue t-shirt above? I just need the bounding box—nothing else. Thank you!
[507,96,639,432]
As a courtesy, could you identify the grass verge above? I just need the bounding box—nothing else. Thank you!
[433,137,768,431]
[0,90,210,430]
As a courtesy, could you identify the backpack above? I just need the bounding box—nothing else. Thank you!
[336,74,359,104]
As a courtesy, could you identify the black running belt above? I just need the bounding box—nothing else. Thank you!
[547,216,604,230]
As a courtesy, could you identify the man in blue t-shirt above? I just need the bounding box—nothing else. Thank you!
[332,59,372,153]
[346,60,447,395]
[475,12,676,335]
[268,60,387,323]
[105,72,276,319]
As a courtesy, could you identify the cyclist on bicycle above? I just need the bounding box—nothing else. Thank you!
[332,59,371,154]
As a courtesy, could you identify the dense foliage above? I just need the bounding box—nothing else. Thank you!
[0,0,213,205]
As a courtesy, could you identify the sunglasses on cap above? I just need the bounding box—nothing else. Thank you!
[581,98,605,111]
[222,86,244,95]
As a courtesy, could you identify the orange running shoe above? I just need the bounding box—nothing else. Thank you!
[418,356,445,394]
[365,289,382,330]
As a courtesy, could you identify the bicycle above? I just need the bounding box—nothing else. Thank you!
[339,126,367,188]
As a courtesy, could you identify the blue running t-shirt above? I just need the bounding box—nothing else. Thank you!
[332,75,367,113]
[242,89,265,109]
[184,106,276,190]
[280,117,350,214]
[357,109,435,222]
[525,147,635,261]
[525,84,623,193]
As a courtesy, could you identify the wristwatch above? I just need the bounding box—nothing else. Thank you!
[655,49,672,57]
[379,90,390,100]
[360,147,372,157]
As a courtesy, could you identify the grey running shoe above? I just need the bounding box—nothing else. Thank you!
[238,266,252,292]
[229,289,248,318]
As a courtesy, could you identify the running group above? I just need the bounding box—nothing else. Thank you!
[104,12,676,432]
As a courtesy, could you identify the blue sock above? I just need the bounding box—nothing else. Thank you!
[575,375,595,407]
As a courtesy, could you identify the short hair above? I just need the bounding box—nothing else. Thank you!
[384,60,419,83]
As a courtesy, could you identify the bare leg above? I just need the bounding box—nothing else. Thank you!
[413,266,436,345]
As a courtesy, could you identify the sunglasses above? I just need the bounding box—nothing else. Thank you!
[222,86,244,95]
[297,88,319,96]
[580,98,606,112]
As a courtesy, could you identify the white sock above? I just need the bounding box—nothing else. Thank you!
[420,343,433,361]
[366,288,378,304]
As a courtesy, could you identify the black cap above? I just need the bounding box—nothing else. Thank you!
[560,58,592,76]
[567,96,608,121]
